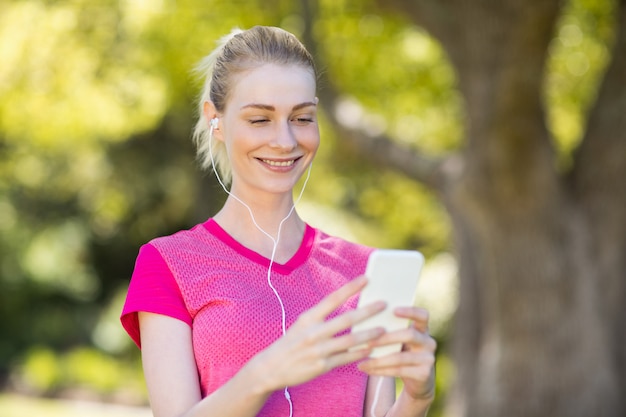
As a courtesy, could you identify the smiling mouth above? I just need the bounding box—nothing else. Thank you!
[260,158,299,167]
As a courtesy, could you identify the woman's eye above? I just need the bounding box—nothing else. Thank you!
[293,117,314,124]
[250,119,269,124]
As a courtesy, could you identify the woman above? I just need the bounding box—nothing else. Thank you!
[121,25,436,417]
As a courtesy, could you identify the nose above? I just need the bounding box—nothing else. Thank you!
[270,120,297,151]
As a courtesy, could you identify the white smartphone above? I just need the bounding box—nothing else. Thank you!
[352,249,424,358]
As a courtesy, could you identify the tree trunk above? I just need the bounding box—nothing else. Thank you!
[306,0,626,415]
[381,1,626,415]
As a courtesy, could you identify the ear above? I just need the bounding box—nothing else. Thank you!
[202,101,223,141]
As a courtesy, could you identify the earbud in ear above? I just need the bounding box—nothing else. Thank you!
[210,118,219,129]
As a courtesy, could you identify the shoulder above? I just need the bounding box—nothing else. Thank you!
[149,220,213,252]
[314,227,375,254]
[309,226,376,268]
[144,220,228,269]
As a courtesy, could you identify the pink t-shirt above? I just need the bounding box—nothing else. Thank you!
[121,218,375,416]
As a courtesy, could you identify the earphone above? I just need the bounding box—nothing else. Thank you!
[208,117,313,417]
[207,116,386,417]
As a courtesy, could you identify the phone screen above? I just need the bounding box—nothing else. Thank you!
[352,249,424,357]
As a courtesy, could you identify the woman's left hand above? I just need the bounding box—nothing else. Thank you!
[357,307,436,401]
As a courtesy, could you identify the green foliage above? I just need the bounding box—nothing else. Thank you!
[0,1,167,147]
[15,347,62,394]
[318,3,463,154]
[544,0,617,168]
[0,0,617,412]
[14,346,146,401]
[0,394,151,417]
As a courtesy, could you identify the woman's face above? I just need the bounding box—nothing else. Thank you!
[216,63,319,198]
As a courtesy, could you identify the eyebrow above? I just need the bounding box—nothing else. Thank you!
[240,101,317,112]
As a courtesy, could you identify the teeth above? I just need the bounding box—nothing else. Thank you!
[262,159,295,167]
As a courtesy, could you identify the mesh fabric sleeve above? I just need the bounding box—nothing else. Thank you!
[120,243,192,348]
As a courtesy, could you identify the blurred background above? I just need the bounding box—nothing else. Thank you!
[1,0,623,416]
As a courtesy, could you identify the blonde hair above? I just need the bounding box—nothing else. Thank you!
[192,26,316,184]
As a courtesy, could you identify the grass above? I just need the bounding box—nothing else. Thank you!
[0,393,152,417]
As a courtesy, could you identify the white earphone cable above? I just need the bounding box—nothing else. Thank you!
[370,376,385,417]
[208,120,312,416]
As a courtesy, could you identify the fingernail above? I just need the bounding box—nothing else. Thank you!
[394,306,409,313]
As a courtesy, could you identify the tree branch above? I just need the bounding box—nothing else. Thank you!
[328,99,446,191]
[383,0,563,204]
[300,0,446,191]
[574,0,626,199]
[572,4,626,387]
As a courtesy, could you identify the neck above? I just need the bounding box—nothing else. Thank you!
[212,164,312,262]
[213,194,306,262]
[220,191,300,231]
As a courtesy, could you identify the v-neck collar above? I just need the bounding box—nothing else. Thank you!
[202,218,316,274]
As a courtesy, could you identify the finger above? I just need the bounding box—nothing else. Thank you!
[303,276,368,323]
[299,299,386,342]
[327,298,386,332]
[323,346,374,370]
[296,327,386,374]
[361,363,434,383]
[358,351,435,375]
[369,328,437,352]
[320,326,386,356]
[394,307,430,333]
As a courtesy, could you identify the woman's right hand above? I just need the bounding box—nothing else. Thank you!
[245,275,387,393]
